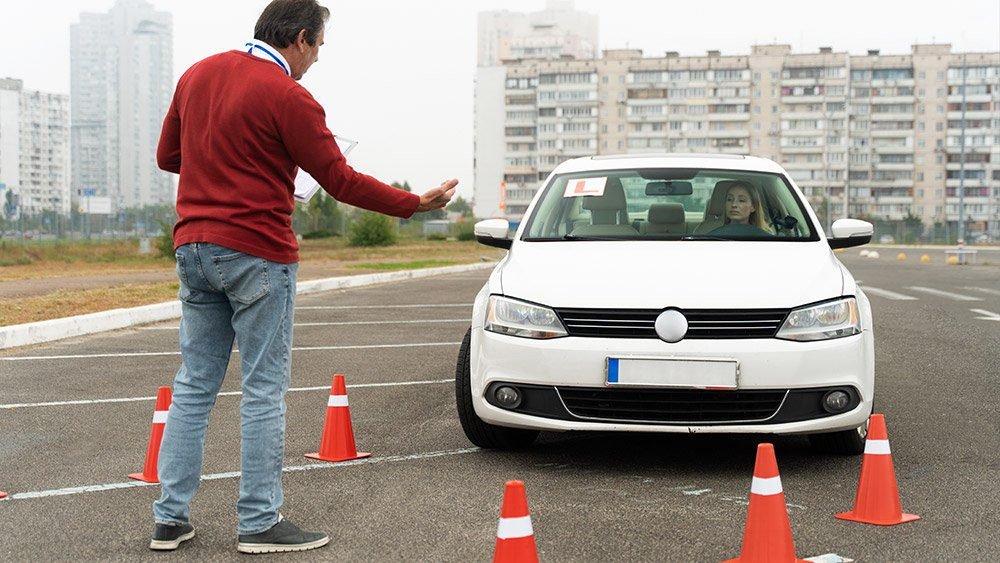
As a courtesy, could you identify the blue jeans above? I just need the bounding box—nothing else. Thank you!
[153,243,298,535]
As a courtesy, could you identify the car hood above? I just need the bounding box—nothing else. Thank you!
[500,241,844,309]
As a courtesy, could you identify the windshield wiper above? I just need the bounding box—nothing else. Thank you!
[680,235,731,241]
[562,234,627,241]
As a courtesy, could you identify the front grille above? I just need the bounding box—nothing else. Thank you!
[555,308,789,339]
[557,386,787,423]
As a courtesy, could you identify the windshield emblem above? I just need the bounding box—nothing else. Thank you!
[655,309,688,343]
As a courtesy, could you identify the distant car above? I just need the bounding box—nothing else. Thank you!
[878,234,895,244]
[457,154,876,454]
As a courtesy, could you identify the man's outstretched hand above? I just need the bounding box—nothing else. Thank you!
[416,179,458,213]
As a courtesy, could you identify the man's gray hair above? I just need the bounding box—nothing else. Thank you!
[254,0,329,48]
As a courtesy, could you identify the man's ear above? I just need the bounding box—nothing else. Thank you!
[296,29,308,51]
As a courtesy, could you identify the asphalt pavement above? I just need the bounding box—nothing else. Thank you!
[0,252,998,561]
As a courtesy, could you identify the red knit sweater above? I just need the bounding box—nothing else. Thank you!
[157,50,419,263]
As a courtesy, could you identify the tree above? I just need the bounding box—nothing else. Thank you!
[447,196,474,218]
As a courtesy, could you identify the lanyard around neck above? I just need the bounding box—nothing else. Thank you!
[245,42,290,76]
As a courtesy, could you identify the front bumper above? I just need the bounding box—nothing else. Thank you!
[470,329,874,435]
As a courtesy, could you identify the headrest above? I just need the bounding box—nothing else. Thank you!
[581,177,627,211]
[648,202,685,225]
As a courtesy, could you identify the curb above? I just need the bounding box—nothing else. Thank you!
[0,262,496,351]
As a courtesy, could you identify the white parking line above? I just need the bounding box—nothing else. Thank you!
[858,286,918,300]
[963,286,1000,297]
[0,379,451,410]
[0,447,480,501]
[138,319,469,331]
[0,341,462,362]
[907,286,983,301]
[296,303,472,310]
[970,309,1000,322]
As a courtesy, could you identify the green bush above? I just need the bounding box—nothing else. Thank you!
[454,222,476,241]
[348,213,398,247]
[302,229,338,240]
[155,219,176,260]
[425,232,448,241]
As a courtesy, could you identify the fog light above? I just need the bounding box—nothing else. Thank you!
[822,390,851,413]
[494,386,522,409]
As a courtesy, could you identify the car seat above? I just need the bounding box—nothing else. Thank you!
[640,202,686,234]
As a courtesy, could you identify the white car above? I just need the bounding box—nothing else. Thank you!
[456,154,876,454]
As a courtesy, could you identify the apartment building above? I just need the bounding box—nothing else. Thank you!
[71,0,173,211]
[474,43,1000,237]
[475,1,598,218]
[0,78,71,218]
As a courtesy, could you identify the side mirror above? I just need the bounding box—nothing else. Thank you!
[828,218,873,249]
[474,219,512,249]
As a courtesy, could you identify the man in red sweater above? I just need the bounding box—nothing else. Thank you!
[150,0,455,554]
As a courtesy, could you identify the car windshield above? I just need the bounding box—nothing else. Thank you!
[522,167,817,241]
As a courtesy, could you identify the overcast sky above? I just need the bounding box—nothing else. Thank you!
[1,0,998,202]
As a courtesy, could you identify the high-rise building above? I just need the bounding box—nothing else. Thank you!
[71,0,173,211]
[475,1,598,219]
[473,43,1000,239]
[0,78,71,219]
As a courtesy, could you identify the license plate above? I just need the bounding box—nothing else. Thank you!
[606,356,740,389]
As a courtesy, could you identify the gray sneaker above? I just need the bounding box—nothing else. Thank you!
[149,522,195,551]
[237,515,330,554]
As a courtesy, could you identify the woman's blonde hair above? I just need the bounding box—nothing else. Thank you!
[724,181,772,233]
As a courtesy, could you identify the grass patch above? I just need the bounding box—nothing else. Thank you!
[346,259,458,271]
[0,282,179,326]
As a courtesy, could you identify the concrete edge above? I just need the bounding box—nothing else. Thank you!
[0,261,497,350]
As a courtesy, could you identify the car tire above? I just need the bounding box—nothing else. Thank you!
[455,327,539,450]
[808,421,867,455]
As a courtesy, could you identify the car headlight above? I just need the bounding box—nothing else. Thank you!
[485,295,567,339]
[776,298,861,341]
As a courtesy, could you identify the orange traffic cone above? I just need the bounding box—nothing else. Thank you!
[724,443,807,563]
[128,386,172,483]
[494,480,538,563]
[305,374,371,462]
[835,414,920,526]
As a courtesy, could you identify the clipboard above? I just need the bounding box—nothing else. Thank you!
[293,135,358,203]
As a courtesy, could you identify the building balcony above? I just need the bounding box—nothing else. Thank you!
[946,93,993,104]
[626,114,669,123]
[870,96,915,105]
[869,179,914,189]
[780,145,825,154]
[946,110,994,120]
[706,113,750,122]
[869,112,914,121]
[707,129,749,138]
[870,78,915,87]
[503,165,537,176]
[781,111,827,120]
[504,135,536,144]
[873,162,914,171]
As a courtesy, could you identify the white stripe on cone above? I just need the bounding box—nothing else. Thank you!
[152,410,169,424]
[496,515,533,539]
[750,476,783,496]
[327,395,349,407]
[864,439,891,455]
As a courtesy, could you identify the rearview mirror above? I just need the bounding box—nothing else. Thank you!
[474,219,512,249]
[645,181,693,196]
[828,218,873,249]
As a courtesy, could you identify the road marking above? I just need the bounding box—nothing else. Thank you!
[0,447,480,501]
[296,303,472,310]
[970,309,1000,322]
[138,319,469,330]
[805,555,855,563]
[907,286,983,301]
[963,286,1000,297]
[682,489,712,496]
[858,286,918,300]
[0,341,462,362]
[0,379,451,410]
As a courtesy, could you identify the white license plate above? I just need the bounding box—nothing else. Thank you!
[606,357,739,389]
